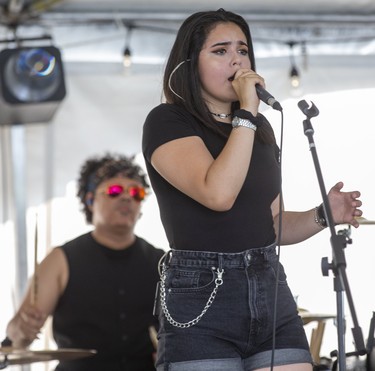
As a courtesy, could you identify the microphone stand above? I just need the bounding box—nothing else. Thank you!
[297,100,366,370]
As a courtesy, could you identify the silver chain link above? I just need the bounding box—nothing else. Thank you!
[159,264,224,328]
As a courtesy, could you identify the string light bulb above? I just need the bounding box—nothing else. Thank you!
[288,41,300,88]
[290,65,300,88]
[122,24,133,68]
[123,46,131,68]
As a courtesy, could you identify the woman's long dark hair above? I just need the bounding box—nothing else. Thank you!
[163,8,275,144]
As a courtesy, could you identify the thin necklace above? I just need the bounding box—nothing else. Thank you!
[209,111,232,119]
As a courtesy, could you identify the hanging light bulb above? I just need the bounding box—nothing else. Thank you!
[287,41,300,88]
[290,65,300,88]
[123,46,131,68]
[122,24,133,68]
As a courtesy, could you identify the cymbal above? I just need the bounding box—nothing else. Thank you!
[355,216,375,225]
[0,347,32,356]
[0,347,96,366]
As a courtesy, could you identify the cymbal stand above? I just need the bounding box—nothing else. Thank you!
[0,357,8,370]
[0,337,11,369]
[297,100,366,370]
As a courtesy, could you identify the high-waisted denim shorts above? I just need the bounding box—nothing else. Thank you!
[155,244,312,371]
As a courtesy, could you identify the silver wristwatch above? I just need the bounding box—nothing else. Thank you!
[232,116,257,131]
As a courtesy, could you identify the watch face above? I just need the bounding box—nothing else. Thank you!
[232,117,240,126]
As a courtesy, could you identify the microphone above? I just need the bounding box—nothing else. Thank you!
[255,84,282,112]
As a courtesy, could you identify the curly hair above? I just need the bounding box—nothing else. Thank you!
[77,153,150,223]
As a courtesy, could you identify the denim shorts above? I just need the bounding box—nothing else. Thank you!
[155,244,312,371]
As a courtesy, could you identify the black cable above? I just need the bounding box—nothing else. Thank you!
[270,108,284,370]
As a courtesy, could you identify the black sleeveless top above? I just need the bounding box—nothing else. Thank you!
[53,232,164,371]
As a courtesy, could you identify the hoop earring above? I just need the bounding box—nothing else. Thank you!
[168,59,191,101]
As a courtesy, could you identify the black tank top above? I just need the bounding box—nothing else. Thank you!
[53,232,164,371]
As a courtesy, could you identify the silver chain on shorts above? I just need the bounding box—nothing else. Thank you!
[159,263,224,328]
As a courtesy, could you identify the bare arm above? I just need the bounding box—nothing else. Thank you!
[6,248,68,348]
[152,130,256,211]
[151,69,264,211]
[272,182,363,245]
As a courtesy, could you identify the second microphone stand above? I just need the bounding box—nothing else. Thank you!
[297,100,366,370]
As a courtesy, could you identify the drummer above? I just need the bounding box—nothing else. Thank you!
[3,153,165,371]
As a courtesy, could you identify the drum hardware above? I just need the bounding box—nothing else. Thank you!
[330,311,375,371]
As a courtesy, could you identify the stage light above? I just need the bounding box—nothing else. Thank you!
[0,46,66,125]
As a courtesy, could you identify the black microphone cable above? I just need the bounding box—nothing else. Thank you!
[270,107,284,371]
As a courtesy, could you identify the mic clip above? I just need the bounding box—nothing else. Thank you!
[298,100,320,119]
